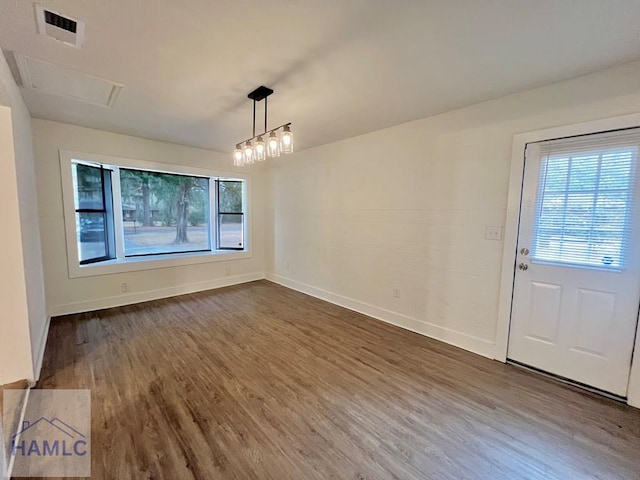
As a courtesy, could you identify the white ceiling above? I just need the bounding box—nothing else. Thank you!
[1,0,640,153]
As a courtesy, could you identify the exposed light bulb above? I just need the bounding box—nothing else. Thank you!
[233,146,244,166]
[280,125,293,154]
[243,141,254,164]
[255,136,266,161]
[268,131,280,157]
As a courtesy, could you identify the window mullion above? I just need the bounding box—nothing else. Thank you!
[210,177,217,251]
[216,179,221,250]
[111,166,126,259]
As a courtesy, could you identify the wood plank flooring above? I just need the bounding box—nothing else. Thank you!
[34,280,640,479]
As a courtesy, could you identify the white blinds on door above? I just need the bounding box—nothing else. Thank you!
[530,127,640,270]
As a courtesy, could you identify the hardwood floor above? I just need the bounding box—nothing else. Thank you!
[34,280,640,479]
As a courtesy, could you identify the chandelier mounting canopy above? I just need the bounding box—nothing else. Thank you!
[247,86,273,102]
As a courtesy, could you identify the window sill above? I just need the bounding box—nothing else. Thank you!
[69,249,251,278]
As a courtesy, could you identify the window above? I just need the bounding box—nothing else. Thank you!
[217,180,244,250]
[65,154,248,272]
[531,129,638,270]
[120,169,210,256]
[72,163,115,264]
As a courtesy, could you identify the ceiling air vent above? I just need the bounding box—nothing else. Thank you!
[35,4,85,48]
[44,10,77,33]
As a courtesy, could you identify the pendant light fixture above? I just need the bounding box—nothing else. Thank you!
[280,124,294,154]
[233,86,293,166]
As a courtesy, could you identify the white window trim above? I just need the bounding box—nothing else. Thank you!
[496,112,640,408]
[59,150,252,278]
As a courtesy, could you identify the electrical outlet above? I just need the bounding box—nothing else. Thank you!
[121,283,128,293]
[393,288,400,298]
[485,226,503,241]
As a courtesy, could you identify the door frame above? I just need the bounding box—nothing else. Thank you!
[496,112,640,408]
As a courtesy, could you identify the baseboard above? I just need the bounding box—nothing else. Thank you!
[32,315,51,382]
[49,272,265,317]
[266,273,496,359]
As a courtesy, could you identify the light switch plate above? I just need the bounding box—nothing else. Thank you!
[485,226,503,241]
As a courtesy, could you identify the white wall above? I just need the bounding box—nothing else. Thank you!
[266,61,640,364]
[0,53,47,384]
[0,107,33,384]
[32,119,266,316]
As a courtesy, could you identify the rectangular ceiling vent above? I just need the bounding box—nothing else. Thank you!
[35,4,85,48]
[45,10,77,33]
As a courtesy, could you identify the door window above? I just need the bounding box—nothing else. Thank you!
[532,147,636,270]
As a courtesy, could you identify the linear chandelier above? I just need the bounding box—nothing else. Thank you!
[233,86,293,166]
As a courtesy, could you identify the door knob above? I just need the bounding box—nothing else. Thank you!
[518,263,528,271]
[520,247,529,255]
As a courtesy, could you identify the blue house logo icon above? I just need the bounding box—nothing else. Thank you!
[12,417,88,458]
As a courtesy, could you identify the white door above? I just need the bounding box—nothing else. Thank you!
[508,129,640,397]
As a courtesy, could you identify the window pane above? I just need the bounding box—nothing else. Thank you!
[600,152,633,189]
[76,212,107,262]
[594,192,627,231]
[120,169,210,256]
[542,157,569,192]
[218,214,244,249]
[218,181,243,212]
[538,193,565,229]
[564,193,594,229]
[73,164,104,210]
[534,229,563,261]
[568,155,598,191]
